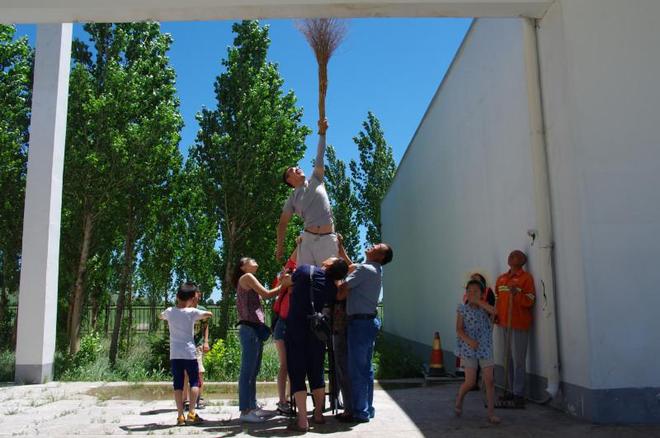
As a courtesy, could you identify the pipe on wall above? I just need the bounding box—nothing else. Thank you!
[521,17,560,400]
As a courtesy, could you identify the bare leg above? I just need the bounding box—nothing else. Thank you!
[312,387,325,421]
[198,372,204,402]
[483,367,500,423]
[174,390,184,417]
[293,390,309,429]
[183,372,190,406]
[455,367,477,415]
[188,386,200,417]
[275,339,288,403]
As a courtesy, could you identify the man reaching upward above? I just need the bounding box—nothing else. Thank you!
[276,119,337,266]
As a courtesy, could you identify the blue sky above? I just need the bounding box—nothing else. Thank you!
[16,18,471,174]
[15,19,470,299]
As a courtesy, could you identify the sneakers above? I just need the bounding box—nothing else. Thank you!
[196,397,206,410]
[186,412,205,425]
[240,410,266,423]
[253,407,275,418]
[176,415,186,426]
[183,400,190,411]
[277,401,293,416]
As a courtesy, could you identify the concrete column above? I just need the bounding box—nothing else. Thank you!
[14,24,72,384]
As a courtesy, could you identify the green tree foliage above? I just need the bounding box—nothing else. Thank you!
[350,111,397,245]
[171,159,222,303]
[324,145,361,262]
[191,20,310,338]
[62,23,183,362]
[0,25,32,349]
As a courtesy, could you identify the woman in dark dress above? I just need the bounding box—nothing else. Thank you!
[283,257,349,432]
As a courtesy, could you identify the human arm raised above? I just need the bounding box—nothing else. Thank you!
[336,233,353,266]
[476,299,497,316]
[239,273,284,299]
[276,211,293,261]
[312,119,328,180]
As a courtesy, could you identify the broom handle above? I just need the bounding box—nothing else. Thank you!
[318,62,327,123]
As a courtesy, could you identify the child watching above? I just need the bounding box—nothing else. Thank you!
[160,282,213,426]
[454,279,500,424]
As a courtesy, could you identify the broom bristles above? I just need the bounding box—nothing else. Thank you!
[297,18,347,64]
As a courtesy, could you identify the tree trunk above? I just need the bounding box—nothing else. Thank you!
[68,211,94,355]
[125,288,133,348]
[149,295,157,333]
[0,284,8,346]
[109,217,135,365]
[90,287,100,331]
[104,302,110,336]
[217,227,236,340]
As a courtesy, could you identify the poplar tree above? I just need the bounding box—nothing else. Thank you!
[0,25,32,348]
[192,20,310,338]
[63,23,183,360]
[350,111,397,245]
[324,145,361,262]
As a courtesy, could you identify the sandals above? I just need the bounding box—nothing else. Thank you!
[488,415,501,424]
[312,415,326,424]
[454,406,462,417]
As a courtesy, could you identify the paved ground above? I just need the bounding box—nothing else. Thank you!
[0,381,659,437]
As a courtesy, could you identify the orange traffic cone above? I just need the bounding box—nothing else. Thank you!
[428,332,446,377]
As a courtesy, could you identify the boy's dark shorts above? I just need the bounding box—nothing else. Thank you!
[171,359,199,390]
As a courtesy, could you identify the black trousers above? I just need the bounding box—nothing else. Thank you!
[285,325,325,394]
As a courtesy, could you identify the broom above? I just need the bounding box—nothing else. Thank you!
[297,18,347,126]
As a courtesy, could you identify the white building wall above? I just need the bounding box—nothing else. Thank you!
[539,0,660,391]
[383,0,660,422]
[382,17,554,376]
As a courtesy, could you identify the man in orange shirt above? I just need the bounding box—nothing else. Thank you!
[495,250,535,407]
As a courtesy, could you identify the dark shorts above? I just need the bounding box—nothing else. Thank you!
[171,359,199,390]
[273,318,287,341]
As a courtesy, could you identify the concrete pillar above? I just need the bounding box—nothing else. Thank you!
[14,24,72,384]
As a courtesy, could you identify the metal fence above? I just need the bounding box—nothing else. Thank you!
[8,303,383,336]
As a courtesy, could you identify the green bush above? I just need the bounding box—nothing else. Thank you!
[257,341,279,381]
[373,333,423,379]
[147,332,170,374]
[0,350,15,382]
[204,332,279,382]
[73,332,103,368]
[59,336,168,382]
[204,332,241,381]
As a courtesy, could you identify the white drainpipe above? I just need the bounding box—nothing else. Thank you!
[522,17,560,400]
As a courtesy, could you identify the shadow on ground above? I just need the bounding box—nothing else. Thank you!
[121,415,356,436]
[380,382,660,437]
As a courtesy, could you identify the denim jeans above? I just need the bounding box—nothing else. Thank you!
[347,317,381,420]
[239,324,263,411]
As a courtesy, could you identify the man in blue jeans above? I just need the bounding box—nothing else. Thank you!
[336,243,394,423]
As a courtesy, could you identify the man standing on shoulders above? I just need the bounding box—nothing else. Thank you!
[337,243,394,423]
[276,119,338,266]
[495,250,535,407]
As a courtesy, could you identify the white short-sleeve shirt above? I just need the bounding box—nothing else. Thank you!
[161,307,207,360]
